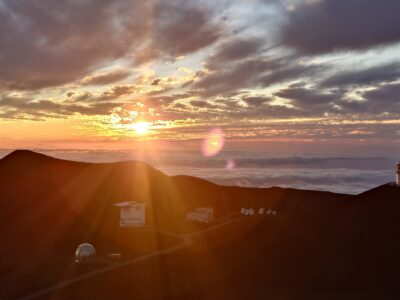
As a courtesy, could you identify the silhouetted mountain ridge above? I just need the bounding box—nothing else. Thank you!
[1,150,399,299]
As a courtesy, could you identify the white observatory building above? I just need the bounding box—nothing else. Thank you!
[397,162,400,185]
[186,207,214,223]
[114,201,146,227]
[75,243,96,264]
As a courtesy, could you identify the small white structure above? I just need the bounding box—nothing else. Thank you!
[241,208,255,216]
[259,208,265,215]
[187,207,214,223]
[397,162,400,185]
[75,243,96,264]
[114,201,146,227]
[267,209,277,216]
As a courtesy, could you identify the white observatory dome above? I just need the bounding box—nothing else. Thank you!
[75,243,96,264]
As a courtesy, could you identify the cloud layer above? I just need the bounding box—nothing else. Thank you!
[281,0,400,54]
[0,0,399,147]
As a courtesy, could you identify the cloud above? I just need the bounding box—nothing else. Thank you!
[0,0,151,90]
[151,79,162,86]
[0,0,221,91]
[242,96,272,106]
[281,0,400,54]
[207,37,265,65]
[332,82,400,114]
[360,83,400,111]
[189,100,220,109]
[194,51,324,97]
[153,0,221,57]
[194,58,279,96]
[101,85,136,100]
[260,63,322,87]
[274,84,340,110]
[142,95,178,108]
[82,69,131,86]
[322,63,400,87]
[0,95,118,120]
[147,152,395,194]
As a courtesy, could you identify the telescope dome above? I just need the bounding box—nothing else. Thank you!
[75,243,96,263]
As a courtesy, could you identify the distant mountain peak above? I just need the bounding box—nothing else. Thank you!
[1,149,47,160]
[360,182,396,193]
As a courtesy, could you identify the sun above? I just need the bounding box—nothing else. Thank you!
[134,121,150,135]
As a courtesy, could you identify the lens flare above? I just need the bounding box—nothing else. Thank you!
[226,159,235,170]
[202,128,225,157]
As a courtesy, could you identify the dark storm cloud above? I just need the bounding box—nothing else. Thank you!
[322,63,400,87]
[0,0,221,91]
[281,0,400,54]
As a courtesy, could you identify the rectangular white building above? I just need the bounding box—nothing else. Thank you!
[114,201,146,227]
[187,207,214,223]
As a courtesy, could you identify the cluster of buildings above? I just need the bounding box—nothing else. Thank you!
[240,208,277,216]
[75,202,215,264]
[76,162,400,264]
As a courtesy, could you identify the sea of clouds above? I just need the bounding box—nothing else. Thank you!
[0,149,397,195]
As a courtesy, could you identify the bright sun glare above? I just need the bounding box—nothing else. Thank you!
[134,122,150,135]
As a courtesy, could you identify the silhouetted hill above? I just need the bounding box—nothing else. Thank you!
[1,150,399,299]
[37,183,400,300]
[308,183,400,293]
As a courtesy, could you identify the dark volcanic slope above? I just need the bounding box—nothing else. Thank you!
[4,150,398,299]
[310,183,400,293]
[34,184,400,300]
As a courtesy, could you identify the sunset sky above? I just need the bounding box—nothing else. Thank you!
[0,0,399,154]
